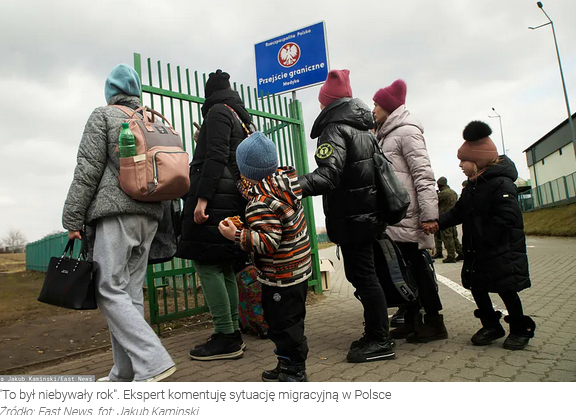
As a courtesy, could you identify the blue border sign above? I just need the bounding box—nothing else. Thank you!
[255,22,329,97]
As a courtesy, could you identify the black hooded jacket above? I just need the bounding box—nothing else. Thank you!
[298,98,386,244]
[177,89,251,262]
[439,156,531,293]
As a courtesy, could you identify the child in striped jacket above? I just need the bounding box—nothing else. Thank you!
[218,132,311,382]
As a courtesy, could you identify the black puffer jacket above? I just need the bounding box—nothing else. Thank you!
[177,89,251,262]
[298,98,386,244]
[439,156,530,293]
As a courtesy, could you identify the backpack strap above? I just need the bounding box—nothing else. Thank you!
[224,104,251,136]
[109,105,178,134]
[375,236,418,303]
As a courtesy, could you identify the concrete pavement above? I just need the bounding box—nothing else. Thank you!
[24,236,576,381]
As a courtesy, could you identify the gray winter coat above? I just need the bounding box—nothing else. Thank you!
[62,94,175,261]
[375,105,438,249]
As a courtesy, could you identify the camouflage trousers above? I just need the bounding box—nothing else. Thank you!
[434,227,463,259]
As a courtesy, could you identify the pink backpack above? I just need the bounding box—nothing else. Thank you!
[109,105,190,202]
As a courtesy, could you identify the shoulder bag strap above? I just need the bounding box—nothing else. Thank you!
[224,104,251,136]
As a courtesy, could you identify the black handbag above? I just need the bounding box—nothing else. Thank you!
[372,137,411,225]
[37,237,97,310]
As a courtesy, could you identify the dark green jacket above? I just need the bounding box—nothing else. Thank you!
[437,184,458,214]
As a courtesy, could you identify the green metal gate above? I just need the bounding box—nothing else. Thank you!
[133,53,322,331]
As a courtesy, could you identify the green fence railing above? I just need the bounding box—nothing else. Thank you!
[519,171,576,212]
[26,232,80,272]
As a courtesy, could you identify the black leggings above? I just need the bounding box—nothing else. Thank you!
[472,290,524,317]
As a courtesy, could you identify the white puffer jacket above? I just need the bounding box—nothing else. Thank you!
[376,105,438,249]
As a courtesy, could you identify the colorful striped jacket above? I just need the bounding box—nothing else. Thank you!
[235,167,312,287]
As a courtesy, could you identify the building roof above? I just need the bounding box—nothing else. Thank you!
[524,112,576,153]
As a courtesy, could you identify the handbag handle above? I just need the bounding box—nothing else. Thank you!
[61,239,75,258]
[61,231,89,260]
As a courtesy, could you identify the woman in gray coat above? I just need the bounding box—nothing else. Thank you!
[62,64,175,382]
[373,79,447,343]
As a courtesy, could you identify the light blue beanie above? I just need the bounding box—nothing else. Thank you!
[236,132,278,181]
[104,64,142,103]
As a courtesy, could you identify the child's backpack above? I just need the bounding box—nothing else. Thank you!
[109,105,190,202]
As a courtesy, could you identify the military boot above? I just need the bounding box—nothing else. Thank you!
[503,315,536,350]
[471,309,506,346]
[406,314,448,343]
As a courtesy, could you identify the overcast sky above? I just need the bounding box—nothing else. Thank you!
[1,0,576,245]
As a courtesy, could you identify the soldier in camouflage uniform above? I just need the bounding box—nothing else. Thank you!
[434,177,463,263]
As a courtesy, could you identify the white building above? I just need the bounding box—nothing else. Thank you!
[523,113,576,209]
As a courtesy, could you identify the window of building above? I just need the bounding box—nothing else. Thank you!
[559,148,563,156]
[542,159,545,165]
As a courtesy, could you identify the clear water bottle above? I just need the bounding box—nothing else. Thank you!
[118,123,136,158]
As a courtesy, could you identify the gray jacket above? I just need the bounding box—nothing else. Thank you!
[376,105,438,249]
[62,94,175,261]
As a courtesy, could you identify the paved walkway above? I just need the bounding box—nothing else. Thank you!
[25,236,576,381]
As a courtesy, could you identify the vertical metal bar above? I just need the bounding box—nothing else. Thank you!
[291,99,322,293]
[195,71,203,134]
[147,58,155,110]
[177,66,187,151]
[252,88,262,130]
[247,85,253,110]
[186,69,196,153]
[157,61,165,115]
[183,272,190,310]
[167,63,175,126]
[172,275,179,313]
[284,97,295,164]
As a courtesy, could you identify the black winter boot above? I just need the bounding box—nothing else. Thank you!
[262,357,307,382]
[471,309,506,346]
[390,312,422,339]
[406,314,448,343]
[503,315,536,350]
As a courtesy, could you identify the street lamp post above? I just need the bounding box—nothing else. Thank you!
[489,108,506,155]
[529,1,576,164]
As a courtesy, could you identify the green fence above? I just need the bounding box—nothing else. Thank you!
[26,233,80,272]
[519,171,576,211]
[26,53,321,332]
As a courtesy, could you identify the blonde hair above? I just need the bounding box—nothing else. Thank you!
[469,156,500,180]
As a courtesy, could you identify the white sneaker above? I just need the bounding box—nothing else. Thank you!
[136,366,176,382]
[96,376,111,382]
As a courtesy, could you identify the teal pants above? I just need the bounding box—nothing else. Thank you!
[194,260,239,334]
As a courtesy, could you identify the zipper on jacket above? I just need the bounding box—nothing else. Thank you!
[152,150,187,185]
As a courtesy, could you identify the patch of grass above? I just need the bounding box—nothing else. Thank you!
[0,253,26,273]
[317,241,335,250]
[0,269,74,326]
[523,203,576,237]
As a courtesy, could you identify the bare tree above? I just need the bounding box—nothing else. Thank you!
[43,230,65,238]
[2,229,27,253]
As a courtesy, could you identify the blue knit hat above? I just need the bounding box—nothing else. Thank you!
[236,132,278,181]
[104,64,142,103]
